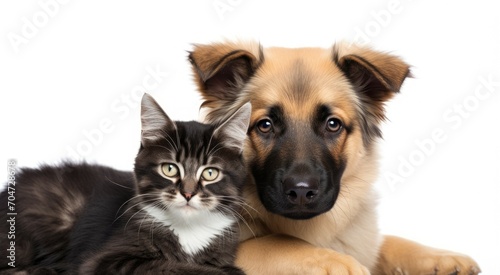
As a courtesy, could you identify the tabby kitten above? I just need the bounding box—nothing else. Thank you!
[0,94,250,275]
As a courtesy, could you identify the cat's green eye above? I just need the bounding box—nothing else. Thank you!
[201,168,219,181]
[161,163,179,178]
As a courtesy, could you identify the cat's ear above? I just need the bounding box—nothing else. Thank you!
[213,103,251,153]
[141,93,176,145]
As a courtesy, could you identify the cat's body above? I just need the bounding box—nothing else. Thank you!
[0,163,135,274]
[0,94,251,275]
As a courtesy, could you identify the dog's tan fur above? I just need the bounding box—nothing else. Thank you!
[189,41,480,275]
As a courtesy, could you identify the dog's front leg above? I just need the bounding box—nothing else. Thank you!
[375,235,480,275]
[236,234,370,275]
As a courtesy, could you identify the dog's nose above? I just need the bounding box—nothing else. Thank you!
[283,177,319,205]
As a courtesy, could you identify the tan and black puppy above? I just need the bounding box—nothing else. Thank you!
[189,41,480,275]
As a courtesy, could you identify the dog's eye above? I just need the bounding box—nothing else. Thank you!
[257,119,273,133]
[326,117,342,133]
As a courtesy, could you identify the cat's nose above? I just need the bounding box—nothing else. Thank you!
[182,192,194,201]
[180,180,198,202]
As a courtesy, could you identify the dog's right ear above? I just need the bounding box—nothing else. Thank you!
[188,41,263,112]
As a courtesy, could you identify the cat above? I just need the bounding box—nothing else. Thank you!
[0,93,251,275]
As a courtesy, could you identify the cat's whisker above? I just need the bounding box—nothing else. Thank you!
[151,202,175,242]
[105,175,135,190]
[149,206,165,243]
[125,200,165,231]
[205,155,225,164]
[158,128,179,152]
[137,200,164,239]
[206,141,221,156]
[138,208,150,238]
[115,194,156,218]
[215,204,256,238]
[124,205,148,231]
[205,127,217,156]
[216,199,251,223]
[214,196,259,235]
[149,217,157,244]
[234,204,257,226]
[206,141,226,158]
[215,195,260,216]
[115,198,159,224]
[150,144,175,154]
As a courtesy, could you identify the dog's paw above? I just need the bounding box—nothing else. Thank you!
[428,252,480,275]
[306,248,370,275]
[394,251,480,275]
[379,236,480,275]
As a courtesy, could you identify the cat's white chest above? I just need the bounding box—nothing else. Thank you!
[145,206,235,256]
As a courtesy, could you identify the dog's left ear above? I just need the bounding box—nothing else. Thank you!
[333,43,411,112]
[333,43,411,142]
[188,41,263,123]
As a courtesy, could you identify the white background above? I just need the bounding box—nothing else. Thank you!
[1,0,499,273]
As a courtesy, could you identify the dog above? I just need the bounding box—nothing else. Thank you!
[188,41,480,275]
